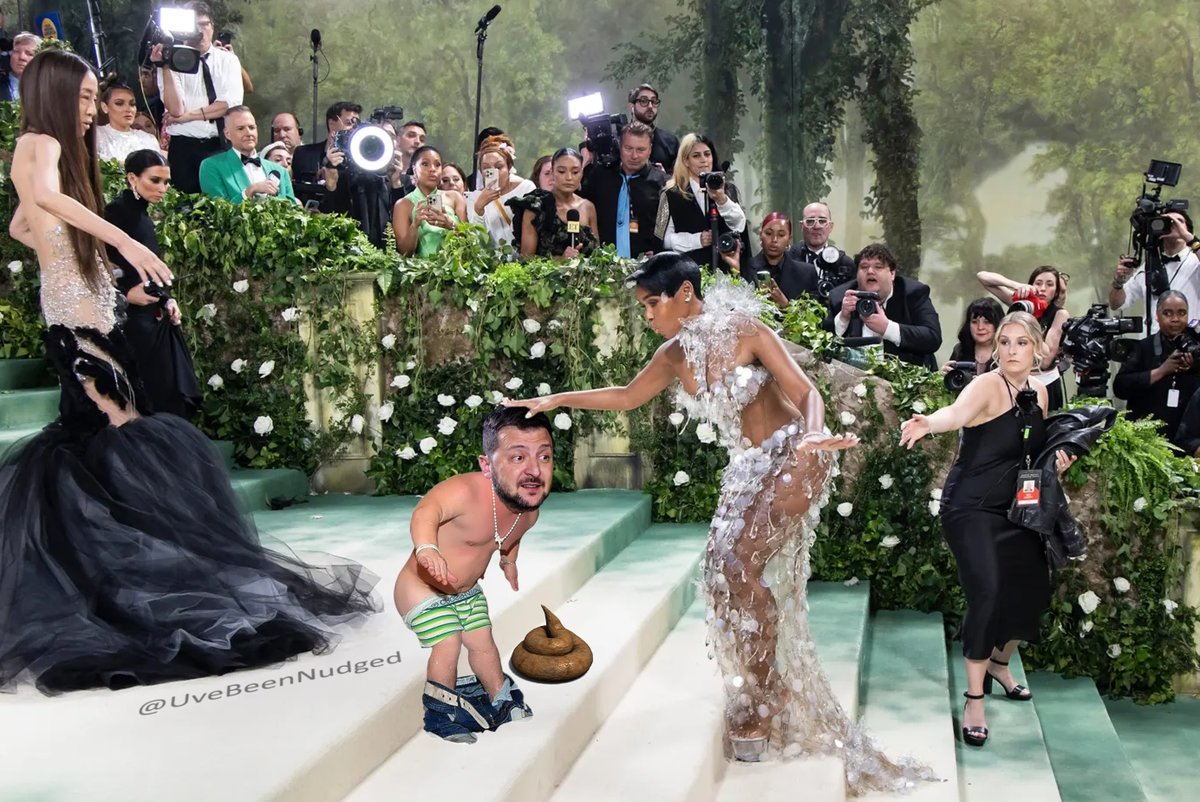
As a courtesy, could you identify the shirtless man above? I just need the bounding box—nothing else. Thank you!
[395,406,555,743]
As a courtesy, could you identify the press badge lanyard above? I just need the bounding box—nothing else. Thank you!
[1009,380,1041,507]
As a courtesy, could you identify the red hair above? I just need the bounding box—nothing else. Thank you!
[761,212,791,232]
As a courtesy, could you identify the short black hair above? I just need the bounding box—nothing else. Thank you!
[855,243,898,272]
[482,406,554,457]
[1158,290,1188,310]
[625,251,703,300]
[124,148,168,176]
[476,126,504,150]
[325,101,362,124]
[402,120,427,133]
[628,83,659,104]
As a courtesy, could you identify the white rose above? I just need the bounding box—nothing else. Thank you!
[491,390,505,404]
[349,414,365,434]
[197,303,217,321]
[378,402,395,421]
[232,279,250,294]
[880,535,901,549]
[405,360,417,370]
[1081,620,1094,633]
[1113,577,1131,594]
[554,413,572,431]
[836,502,854,517]
[466,298,480,312]
[668,412,685,426]
[1107,644,1122,659]
[548,319,562,330]
[878,474,894,489]
[258,360,275,378]
[464,394,483,409]
[673,470,690,486]
[380,333,397,349]
[843,577,860,587]
[695,422,717,444]
[505,377,523,390]
[930,488,943,500]
[207,374,224,390]
[1078,590,1101,615]
[839,411,857,426]
[912,400,927,413]
[852,383,867,398]
[253,415,274,435]
[391,374,411,390]
[419,436,438,454]
[537,383,552,396]
[1133,497,1147,512]
[928,499,941,516]
[1163,599,1179,617]
[437,394,456,407]
[437,416,458,435]
[395,446,417,460]
[281,307,300,322]
[6,260,22,274]
[522,318,542,334]
[230,358,246,373]
[529,341,547,359]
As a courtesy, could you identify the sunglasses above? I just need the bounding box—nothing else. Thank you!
[801,217,830,228]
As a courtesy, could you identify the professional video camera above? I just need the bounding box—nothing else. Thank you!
[1061,304,1143,398]
[568,93,626,169]
[1123,160,1190,330]
[138,7,203,74]
[943,361,978,394]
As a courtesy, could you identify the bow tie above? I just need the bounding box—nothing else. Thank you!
[1163,254,1182,264]
[241,155,261,167]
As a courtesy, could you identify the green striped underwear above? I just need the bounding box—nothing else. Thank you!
[403,584,491,648]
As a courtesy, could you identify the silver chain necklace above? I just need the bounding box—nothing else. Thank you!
[492,487,522,547]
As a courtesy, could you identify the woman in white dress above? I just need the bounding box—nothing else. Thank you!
[95,83,163,164]
[467,136,535,249]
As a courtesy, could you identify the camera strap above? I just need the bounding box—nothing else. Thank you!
[1006,379,1042,506]
[200,53,224,141]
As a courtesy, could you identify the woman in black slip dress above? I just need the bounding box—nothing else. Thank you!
[900,311,1078,748]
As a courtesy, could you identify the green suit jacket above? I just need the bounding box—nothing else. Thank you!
[199,147,297,205]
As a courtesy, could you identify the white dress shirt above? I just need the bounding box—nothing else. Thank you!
[159,46,244,140]
[834,291,902,345]
[662,178,747,252]
[1120,247,1200,334]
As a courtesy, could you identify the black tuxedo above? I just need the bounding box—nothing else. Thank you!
[1113,332,1200,441]
[747,247,824,305]
[650,127,680,171]
[822,275,942,370]
[292,140,326,184]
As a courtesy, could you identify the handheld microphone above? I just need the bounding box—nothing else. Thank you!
[567,209,581,250]
[476,5,502,34]
[310,29,322,50]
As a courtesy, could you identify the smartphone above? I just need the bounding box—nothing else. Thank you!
[426,191,442,212]
[483,167,500,191]
[757,270,771,283]
[217,31,234,46]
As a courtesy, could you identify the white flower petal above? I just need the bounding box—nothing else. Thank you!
[1113,577,1131,594]
[852,383,867,398]
[695,422,717,444]
[419,436,438,454]
[1133,497,1147,512]
[1107,644,1122,659]
[839,411,857,426]
[350,414,365,434]
[6,260,23,274]
[258,360,275,378]
[437,394,456,407]
[836,502,854,517]
[912,400,927,413]
[529,341,547,359]
[232,279,249,294]
[537,383,552,396]
[553,413,572,431]
[253,415,273,435]
[230,358,246,373]
[673,470,690,486]
[380,333,397,349]
[207,374,224,390]
[491,390,505,404]
[1081,620,1094,633]
[505,377,523,390]
[395,446,417,460]
[465,394,483,409]
[281,306,300,322]
[437,416,459,435]
[378,402,395,421]
[668,412,685,427]
[878,474,894,489]
[391,374,411,390]
[522,318,542,334]
[880,535,901,549]
[1078,590,1101,615]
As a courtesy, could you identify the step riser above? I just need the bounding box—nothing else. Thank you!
[0,388,59,429]
[0,359,50,391]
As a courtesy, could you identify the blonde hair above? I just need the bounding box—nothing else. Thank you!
[993,311,1048,368]
[670,132,717,200]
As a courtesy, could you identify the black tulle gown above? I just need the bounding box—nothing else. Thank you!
[0,226,380,695]
[940,401,1050,660]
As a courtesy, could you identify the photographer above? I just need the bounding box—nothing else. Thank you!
[822,243,943,370]
[627,84,679,171]
[1171,386,1200,457]
[794,202,856,279]
[292,101,361,196]
[1,32,39,102]
[580,121,667,258]
[152,2,242,194]
[941,298,1004,392]
[1113,291,1200,441]
[653,133,746,272]
[1109,211,1200,335]
[977,266,1070,409]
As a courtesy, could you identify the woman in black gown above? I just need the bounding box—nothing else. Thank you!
[0,50,379,695]
[512,148,598,259]
[900,311,1077,747]
[104,149,201,418]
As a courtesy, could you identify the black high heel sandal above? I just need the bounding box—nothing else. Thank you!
[984,658,1033,700]
[961,692,989,747]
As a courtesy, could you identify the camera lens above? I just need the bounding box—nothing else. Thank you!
[856,297,877,317]
[943,369,970,394]
[717,232,738,254]
[704,172,724,191]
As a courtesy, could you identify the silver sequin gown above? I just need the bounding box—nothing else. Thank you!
[0,227,379,694]
[672,278,934,795]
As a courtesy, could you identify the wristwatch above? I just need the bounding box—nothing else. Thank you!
[1111,280,1125,290]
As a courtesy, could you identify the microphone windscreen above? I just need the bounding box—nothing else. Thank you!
[310,29,322,47]
[566,208,581,233]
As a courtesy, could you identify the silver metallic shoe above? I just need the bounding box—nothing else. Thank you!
[730,735,768,762]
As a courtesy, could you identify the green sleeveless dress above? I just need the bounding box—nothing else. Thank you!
[405,187,460,257]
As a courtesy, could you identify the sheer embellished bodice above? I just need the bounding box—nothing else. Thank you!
[39,224,117,333]
[673,278,775,448]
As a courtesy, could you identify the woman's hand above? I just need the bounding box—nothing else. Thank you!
[166,299,182,326]
[799,432,859,452]
[118,237,173,286]
[719,241,742,274]
[426,206,455,230]
[1013,284,1036,300]
[710,186,728,206]
[939,361,955,376]
[473,188,501,216]
[767,278,789,308]
[899,414,931,449]
[504,394,560,417]
[562,245,581,259]
[1055,449,1078,476]
[126,284,159,306]
[699,230,713,248]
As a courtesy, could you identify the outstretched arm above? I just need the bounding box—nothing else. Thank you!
[900,372,998,447]
[506,339,678,415]
[977,271,1020,304]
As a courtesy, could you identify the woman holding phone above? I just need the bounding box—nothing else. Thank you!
[467,136,535,249]
[392,145,466,257]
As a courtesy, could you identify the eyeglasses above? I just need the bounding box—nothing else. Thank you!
[635,97,660,107]
[801,217,830,228]
[197,20,214,29]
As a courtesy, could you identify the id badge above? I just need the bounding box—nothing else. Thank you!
[1168,388,1181,408]
[629,218,640,234]
[1015,469,1041,507]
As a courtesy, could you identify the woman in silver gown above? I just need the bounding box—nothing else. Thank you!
[508,252,932,793]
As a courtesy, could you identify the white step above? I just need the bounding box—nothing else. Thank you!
[343,523,709,802]
[0,491,651,802]
[718,758,847,802]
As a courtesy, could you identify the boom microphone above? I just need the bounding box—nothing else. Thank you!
[475,5,502,34]
[310,29,321,49]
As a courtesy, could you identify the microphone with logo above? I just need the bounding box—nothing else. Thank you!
[566,209,581,252]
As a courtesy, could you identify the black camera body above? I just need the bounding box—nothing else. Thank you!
[579,112,627,169]
[1168,327,1200,363]
[1129,160,1189,297]
[943,361,979,394]
[1062,304,1143,397]
[137,17,203,74]
[370,105,405,124]
[700,171,725,191]
[717,232,739,255]
[855,290,882,318]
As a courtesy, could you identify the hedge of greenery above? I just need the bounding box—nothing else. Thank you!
[1,102,1197,701]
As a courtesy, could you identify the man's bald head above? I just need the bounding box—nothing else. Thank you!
[800,201,834,249]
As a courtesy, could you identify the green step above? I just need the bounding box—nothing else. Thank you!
[229,468,310,512]
[1029,673,1146,802]
[0,387,60,429]
[0,358,51,391]
[213,439,236,469]
[1105,696,1200,802]
[808,580,871,712]
[949,650,1062,802]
